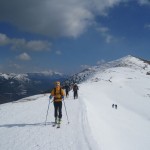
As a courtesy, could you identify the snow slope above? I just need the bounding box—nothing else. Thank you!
[0,94,98,150]
[81,69,150,150]
[0,56,150,150]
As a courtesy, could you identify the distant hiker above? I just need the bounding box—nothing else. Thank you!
[112,104,114,108]
[112,104,118,109]
[64,85,70,98]
[49,81,65,124]
[73,83,79,99]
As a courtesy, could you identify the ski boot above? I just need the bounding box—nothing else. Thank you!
[57,118,61,128]
[58,118,61,124]
[55,117,58,124]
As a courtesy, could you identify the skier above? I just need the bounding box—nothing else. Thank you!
[64,84,70,98]
[49,81,65,125]
[112,104,114,108]
[73,83,79,99]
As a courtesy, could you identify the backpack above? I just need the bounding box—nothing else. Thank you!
[54,87,62,95]
[53,88,63,100]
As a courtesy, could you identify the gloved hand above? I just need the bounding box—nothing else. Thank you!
[61,96,64,99]
[49,95,53,99]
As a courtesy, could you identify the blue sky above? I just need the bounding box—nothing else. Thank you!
[0,0,150,74]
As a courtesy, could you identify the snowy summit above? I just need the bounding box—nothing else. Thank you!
[0,55,150,150]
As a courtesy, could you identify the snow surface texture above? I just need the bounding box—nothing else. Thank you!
[0,94,98,150]
[0,56,150,150]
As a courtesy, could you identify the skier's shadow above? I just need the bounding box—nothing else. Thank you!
[0,122,55,128]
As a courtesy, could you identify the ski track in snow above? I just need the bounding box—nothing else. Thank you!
[0,94,97,150]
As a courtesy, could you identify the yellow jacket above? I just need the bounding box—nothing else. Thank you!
[51,87,65,102]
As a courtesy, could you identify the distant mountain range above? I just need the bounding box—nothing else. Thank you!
[0,72,68,104]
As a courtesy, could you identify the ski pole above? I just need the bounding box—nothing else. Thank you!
[63,99,70,124]
[45,99,51,125]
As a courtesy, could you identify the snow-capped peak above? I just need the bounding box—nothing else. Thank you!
[0,73,28,81]
[100,55,149,70]
[64,55,150,85]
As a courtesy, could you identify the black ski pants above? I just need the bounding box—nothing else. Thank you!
[66,90,69,97]
[74,91,78,99]
[54,101,62,119]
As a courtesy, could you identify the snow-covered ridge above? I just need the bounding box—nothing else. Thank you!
[106,55,150,70]
[64,55,150,85]
[90,55,149,73]
[79,57,150,150]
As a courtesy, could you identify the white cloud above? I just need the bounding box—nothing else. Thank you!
[96,27,109,33]
[96,26,116,43]
[2,0,148,39]
[97,59,105,65]
[144,24,150,30]
[56,50,62,55]
[105,35,114,43]
[0,0,129,38]
[138,0,150,5]
[0,33,51,51]
[91,0,123,14]
[0,33,9,45]
[26,41,51,51]
[9,63,21,69]
[17,52,31,61]
[80,64,91,69]
[11,38,26,50]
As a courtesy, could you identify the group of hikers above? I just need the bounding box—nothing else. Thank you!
[63,83,79,99]
[49,81,79,125]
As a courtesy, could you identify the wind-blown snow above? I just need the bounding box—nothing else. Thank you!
[0,56,150,150]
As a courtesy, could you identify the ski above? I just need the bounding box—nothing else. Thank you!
[52,123,57,127]
[52,119,61,128]
[52,121,57,127]
[52,122,61,128]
